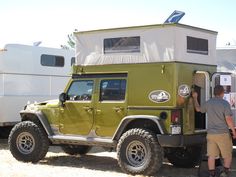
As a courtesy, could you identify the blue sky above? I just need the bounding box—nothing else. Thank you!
[1,0,236,48]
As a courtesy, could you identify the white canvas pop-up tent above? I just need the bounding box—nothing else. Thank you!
[74,23,217,66]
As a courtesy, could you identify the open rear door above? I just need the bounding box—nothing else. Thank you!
[193,71,210,132]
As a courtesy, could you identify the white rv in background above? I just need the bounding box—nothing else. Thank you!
[0,44,74,130]
[216,47,236,124]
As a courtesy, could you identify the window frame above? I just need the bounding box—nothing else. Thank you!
[99,79,127,102]
[187,36,209,55]
[40,54,65,67]
[103,36,141,54]
[71,57,76,66]
[66,79,94,102]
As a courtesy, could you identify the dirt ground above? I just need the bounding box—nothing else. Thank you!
[0,139,236,177]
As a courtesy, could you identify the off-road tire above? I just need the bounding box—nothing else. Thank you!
[61,145,91,155]
[166,146,202,168]
[117,128,163,176]
[8,121,49,163]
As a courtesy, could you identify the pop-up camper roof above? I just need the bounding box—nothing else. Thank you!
[74,23,217,66]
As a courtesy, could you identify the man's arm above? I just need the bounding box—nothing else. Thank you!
[192,92,201,112]
[225,115,236,139]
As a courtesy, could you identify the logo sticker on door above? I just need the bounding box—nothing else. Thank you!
[178,84,190,97]
[149,90,170,103]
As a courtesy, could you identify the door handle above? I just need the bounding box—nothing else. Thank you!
[113,107,124,112]
[83,106,93,112]
[96,109,102,114]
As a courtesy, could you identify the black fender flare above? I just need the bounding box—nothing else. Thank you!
[112,115,167,141]
[20,110,54,136]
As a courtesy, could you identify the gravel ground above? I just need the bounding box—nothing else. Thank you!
[0,139,235,177]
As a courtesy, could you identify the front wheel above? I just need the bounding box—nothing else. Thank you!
[166,146,202,168]
[8,121,49,163]
[117,128,163,176]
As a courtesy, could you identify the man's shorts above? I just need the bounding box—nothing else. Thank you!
[206,133,233,158]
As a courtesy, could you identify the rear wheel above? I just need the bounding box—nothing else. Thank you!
[117,128,163,176]
[62,145,91,155]
[166,146,202,168]
[8,121,49,163]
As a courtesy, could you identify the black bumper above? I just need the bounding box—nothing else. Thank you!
[157,133,207,147]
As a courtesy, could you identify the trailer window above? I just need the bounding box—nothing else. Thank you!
[104,36,140,54]
[187,36,208,55]
[71,57,76,66]
[41,54,64,67]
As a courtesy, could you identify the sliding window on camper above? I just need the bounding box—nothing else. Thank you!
[187,36,208,55]
[104,36,140,54]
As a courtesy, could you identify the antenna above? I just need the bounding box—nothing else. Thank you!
[164,10,185,24]
[33,41,42,46]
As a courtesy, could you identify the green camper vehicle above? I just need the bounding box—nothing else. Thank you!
[8,23,232,176]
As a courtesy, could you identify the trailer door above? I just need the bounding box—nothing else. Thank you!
[211,72,232,98]
[211,72,236,128]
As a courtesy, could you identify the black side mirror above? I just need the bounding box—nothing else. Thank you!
[59,93,67,104]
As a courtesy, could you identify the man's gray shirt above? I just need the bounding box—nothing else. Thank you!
[200,97,232,134]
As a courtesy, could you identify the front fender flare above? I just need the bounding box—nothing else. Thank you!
[20,110,54,136]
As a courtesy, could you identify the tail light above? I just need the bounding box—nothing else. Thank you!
[171,110,181,124]
[170,109,182,134]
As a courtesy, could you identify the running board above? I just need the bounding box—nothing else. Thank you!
[194,129,207,133]
[49,135,116,147]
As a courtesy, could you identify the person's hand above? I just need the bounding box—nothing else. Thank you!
[232,131,236,139]
[192,91,198,99]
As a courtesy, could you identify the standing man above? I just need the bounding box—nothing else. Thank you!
[192,85,236,177]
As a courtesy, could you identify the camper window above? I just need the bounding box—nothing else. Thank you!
[71,57,76,66]
[187,36,208,55]
[104,36,140,54]
[41,54,64,67]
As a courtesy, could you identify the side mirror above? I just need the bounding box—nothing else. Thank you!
[59,93,67,103]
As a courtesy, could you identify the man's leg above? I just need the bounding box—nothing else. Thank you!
[207,134,220,176]
[208,156,216,176]
[217,133,233,176]
[223,156,232,169]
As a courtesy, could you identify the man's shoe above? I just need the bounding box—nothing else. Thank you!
[219,171,228,177]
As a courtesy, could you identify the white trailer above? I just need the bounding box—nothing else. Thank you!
[0,44,74,129]
[216,47,236,125]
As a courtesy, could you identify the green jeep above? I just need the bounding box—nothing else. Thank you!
[8,23,225,176]
[8,62,221,175]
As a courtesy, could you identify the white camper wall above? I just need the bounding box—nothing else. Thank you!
[76,26,176,65]
[75,24,217,66]
[174,26,217,65]
[0,44,74,97]
[0,44,74,75]
[0,44,75,125]
[216,48,236,73]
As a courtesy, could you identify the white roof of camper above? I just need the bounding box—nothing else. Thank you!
[74,23,218,66]
[0,44,75,75]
